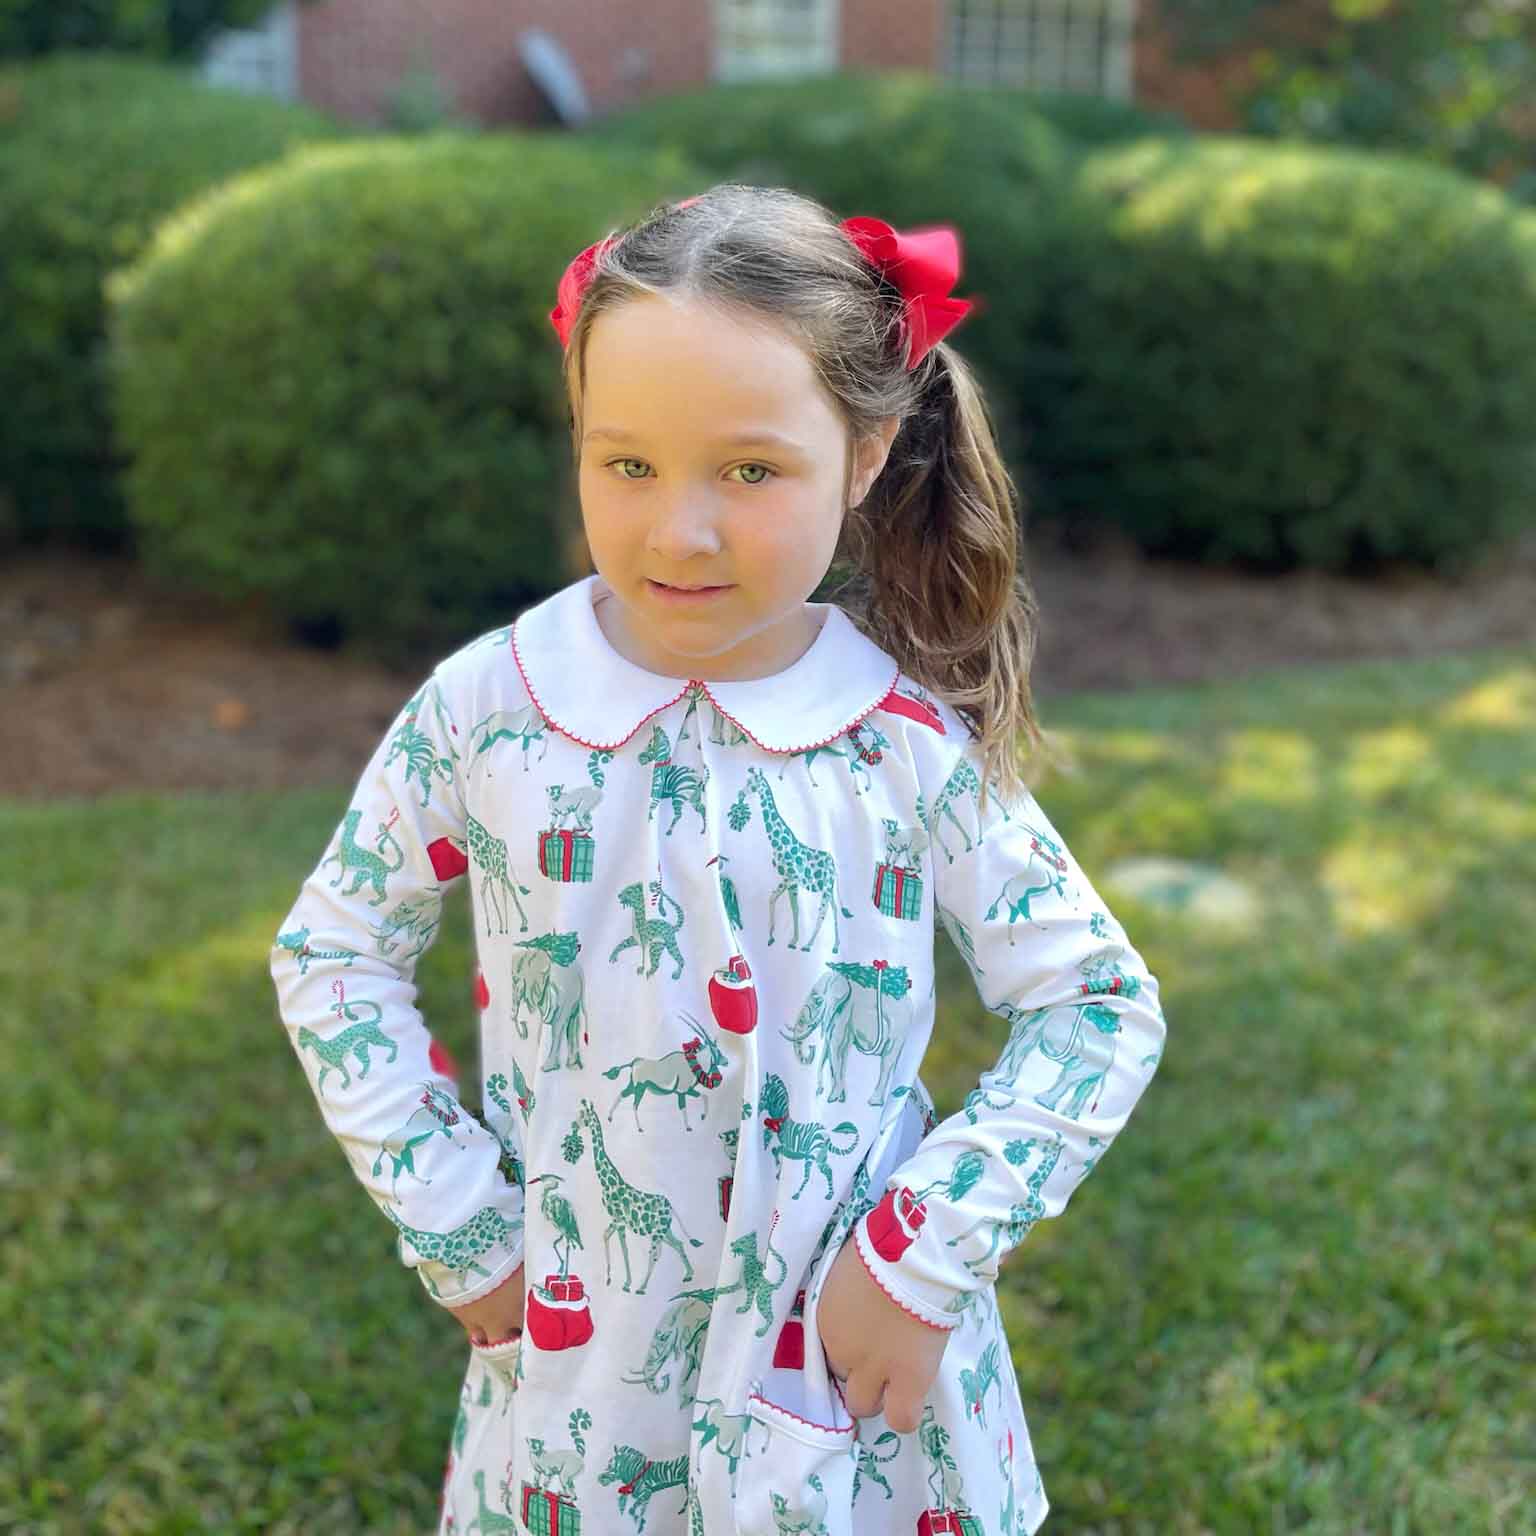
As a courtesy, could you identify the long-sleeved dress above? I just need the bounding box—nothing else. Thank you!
[269,571,1168,1536]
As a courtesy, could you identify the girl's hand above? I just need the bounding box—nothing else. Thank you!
[816,1237,950,1433]
[445,1262,525,1346]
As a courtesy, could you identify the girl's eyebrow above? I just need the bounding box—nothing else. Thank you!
[583,427,807,452]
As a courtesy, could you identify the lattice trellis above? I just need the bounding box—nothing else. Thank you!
[948,0,1137,99]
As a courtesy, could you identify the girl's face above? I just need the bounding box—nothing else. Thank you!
[575,294,898,682]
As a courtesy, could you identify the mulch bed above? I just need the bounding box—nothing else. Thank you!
[5,523,1534,803]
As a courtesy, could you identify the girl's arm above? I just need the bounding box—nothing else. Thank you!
[268,655,525,1312]
[853,734,1168,1330]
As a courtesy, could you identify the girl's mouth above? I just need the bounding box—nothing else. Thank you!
[648,580,733,602]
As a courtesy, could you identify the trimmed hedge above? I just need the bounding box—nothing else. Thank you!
[581,70,1200,502]
[586,78,1536,573]
[106,132,702,664]
[1023,136,1536,572]
[82,61,1536,637]
[0,50,361,550]
[103,71,1178,657]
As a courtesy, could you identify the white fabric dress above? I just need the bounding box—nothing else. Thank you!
[269,571,1168,1536]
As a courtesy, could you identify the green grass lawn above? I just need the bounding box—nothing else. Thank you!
[3,648,1532,1534]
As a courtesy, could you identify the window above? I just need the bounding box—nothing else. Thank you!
[199,0,299,102]
[716,0,838,82]
[947,0,1136,99]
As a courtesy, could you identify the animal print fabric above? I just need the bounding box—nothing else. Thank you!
[269,573,1168,1535]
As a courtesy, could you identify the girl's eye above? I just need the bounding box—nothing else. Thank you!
[606,458,775,487]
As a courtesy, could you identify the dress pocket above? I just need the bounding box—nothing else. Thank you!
[734,1216,859,1535]
[733,1080,934,1534]
[468,1332,523,1402]
[735,1374,858,1536]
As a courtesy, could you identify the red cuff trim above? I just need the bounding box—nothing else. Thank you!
[853,1218,958,1332]
[443,1256,523,1312]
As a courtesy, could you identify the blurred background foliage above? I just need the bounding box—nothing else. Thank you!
[0,51,361,550]
[1,19,1533,665]
[1157,0,1536,198]
[0,0,322,61]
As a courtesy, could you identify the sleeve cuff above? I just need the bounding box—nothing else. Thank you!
[852,1193,965,1332]
[418,1233,525,1312]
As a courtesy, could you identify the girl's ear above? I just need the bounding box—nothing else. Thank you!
[851,415,902,507]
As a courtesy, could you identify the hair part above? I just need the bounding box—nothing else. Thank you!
[561,182,1066,816]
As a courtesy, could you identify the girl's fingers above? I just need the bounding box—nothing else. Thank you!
[882,1382,922,1435]
[841,1368,885,1423]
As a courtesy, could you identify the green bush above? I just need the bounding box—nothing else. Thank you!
[586,75,1536,574]
[1018,136,1536,572]
[582,70,1198,496]
[0,0,292,59]
[106,132,703,664]
[585,68,1196,164]
[0,49,360,550]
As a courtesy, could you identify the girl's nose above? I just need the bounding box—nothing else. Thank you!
[647,502,724,558]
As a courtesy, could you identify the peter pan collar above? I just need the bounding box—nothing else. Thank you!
[510,573,909,755]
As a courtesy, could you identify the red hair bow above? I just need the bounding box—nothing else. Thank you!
[837,215,976,369]
[549,199,976,370]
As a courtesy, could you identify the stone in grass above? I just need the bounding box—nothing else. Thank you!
[1101,857,1258,928]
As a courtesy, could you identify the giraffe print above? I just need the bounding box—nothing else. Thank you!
[463,813,531,934]
[927,753,1016,864]
[575,1099,705,1293]
[740,765,854,954]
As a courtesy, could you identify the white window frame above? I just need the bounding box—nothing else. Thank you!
[199,0,299,102]
[946,0,1136,100]
[715,0,840,83]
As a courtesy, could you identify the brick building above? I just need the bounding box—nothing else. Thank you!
[199,0,1271,135]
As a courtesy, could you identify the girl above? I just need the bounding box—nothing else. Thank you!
[270,182,1167,1536]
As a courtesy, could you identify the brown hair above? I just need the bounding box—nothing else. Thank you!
[560,182,1067,816]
